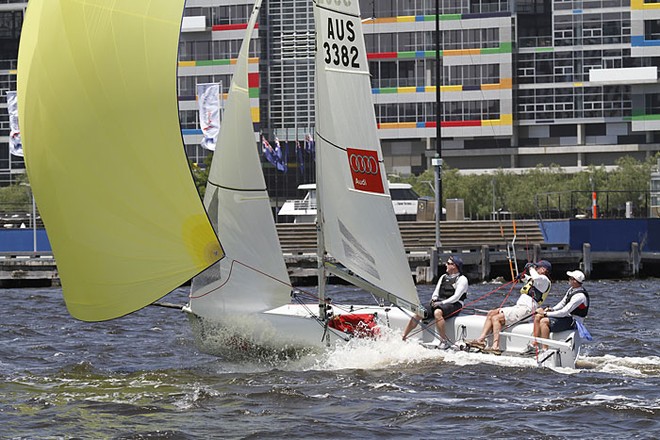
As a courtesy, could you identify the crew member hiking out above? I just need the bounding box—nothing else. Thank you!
[466,260,552,355]
[402,256,468,349]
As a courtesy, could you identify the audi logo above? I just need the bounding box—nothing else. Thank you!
[349,154,379,175]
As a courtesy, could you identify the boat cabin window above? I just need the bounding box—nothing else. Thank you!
[390,188,419,201]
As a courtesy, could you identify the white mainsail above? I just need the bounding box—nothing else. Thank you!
[313,0,420,312]
[190,0,291,318]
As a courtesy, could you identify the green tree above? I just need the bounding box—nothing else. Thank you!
[393,153,659,219]
[190,153,213,198]
[0,174,32,213]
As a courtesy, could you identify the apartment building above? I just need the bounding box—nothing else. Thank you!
[3,0,660,194]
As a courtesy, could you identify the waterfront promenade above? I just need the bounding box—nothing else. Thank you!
[1,219,658,287]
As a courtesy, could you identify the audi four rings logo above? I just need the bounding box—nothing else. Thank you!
[349,153,379,174]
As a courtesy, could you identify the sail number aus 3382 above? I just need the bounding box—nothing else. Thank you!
[323,17,360,68]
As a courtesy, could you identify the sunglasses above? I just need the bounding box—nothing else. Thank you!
[446,261,455,266]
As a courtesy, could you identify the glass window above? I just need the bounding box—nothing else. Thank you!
[380,33,396,52]
[645,20,660,40]
[398,32,416,51]
[398,60,417,87]
[194,40,211,60]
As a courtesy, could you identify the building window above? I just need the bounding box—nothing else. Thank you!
[645,20,660,40]
[646,94,660,115]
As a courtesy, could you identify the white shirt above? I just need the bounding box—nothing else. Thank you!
[431,273,469,305]
[547,287,588,322]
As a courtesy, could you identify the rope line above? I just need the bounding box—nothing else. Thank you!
[404,279,520,341]
[188,258,296,299]
[187,258,376,317]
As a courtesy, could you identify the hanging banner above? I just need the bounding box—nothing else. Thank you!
[6,91,23,157]
[197,83,220,151]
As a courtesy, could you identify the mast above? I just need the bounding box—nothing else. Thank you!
[313,3,328,330]
[315,136,328,327]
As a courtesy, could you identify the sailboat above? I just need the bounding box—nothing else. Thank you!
[17,0,583,367]
[185,0,422,354]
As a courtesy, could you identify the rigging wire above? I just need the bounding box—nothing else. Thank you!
[403,278,520,340]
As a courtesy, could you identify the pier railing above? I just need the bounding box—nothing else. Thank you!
[276,220,545,255]
[535,190,651,220]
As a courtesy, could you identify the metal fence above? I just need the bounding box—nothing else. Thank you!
[535,190,651,220]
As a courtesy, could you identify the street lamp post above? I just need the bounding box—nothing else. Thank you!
[431,0,443,279]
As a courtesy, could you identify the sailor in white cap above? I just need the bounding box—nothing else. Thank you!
[524,269,590,355]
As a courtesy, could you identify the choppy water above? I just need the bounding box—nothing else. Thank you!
[1,279,658,439]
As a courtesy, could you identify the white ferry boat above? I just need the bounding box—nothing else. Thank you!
[278,182,421,223]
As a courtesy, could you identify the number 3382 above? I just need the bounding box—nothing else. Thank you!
[323,42,360,68]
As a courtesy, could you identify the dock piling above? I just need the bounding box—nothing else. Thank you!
[582,243,592,278]
[480,245,490,281]
[631,242,641,276]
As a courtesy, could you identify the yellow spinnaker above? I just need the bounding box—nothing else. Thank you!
[17,0,224,321]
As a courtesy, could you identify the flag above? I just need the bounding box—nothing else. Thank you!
[304,133,315,160]
[262,135,277,166]
[261,136,287,173]
[197,83,220,151]
[274,138,288,173]
[296,140,304,176]
[6,91,23,157]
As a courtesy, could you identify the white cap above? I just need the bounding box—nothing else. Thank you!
[566,270,585,283]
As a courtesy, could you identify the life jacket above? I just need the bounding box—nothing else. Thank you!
[437,274,467,302]
[520,277,551,305]
[328,313,380,338]
[566,286,590,317]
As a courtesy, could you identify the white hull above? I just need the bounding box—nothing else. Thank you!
[407,313,581,368]
[187,305,581,368]
[186,303,413,358]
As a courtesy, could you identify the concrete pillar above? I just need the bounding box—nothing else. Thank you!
[480,245,490,282]
[582,243,592,278]
[425,137,433,170]
[577,123,585,145]
[512,126,519,147]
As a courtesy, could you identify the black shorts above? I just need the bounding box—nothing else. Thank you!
[423,302,462,321]
[549,316,575,332]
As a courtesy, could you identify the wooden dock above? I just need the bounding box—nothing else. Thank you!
[0,252,60,287]
[2,220,658,287]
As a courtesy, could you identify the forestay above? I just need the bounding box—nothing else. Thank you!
[17,0,223,321]
[313,0,420,311]
[190,0,292,316]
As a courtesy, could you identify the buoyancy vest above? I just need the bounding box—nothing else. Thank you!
[437,274,467,302]
[566,286,590,317]
[520,278,551,305]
